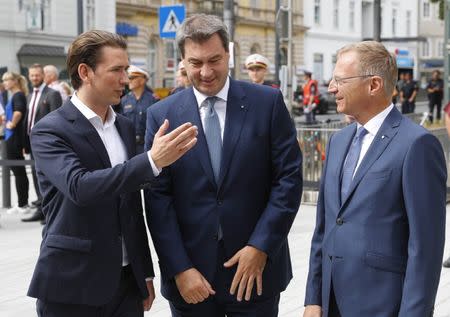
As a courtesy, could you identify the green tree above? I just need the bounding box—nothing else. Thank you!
[430,0,444,20]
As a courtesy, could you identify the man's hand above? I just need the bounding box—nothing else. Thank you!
[5,121,15,129]
[174,268,215,304]
[303,305,322,317]
[223,245,267,301]
[150,120,198,169]
[142,279,155,311]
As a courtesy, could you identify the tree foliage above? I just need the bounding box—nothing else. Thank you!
[430,0,444,20]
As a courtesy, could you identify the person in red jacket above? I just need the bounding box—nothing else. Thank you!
[303,71,319,124]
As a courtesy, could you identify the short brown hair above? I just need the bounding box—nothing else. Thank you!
[67,30,127,90]
[337,41,398,96]
[29,63,44,72]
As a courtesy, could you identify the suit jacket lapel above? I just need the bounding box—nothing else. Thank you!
[35,86,48,119]
[62,101,112,168]
[177,88,216,186]
[340,107,402,209]
[115,116,134,159]
[218,79,248,188]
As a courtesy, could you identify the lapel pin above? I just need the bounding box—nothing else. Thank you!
[241,105,245,109]
[381,135,386,139]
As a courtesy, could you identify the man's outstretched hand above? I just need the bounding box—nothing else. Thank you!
[150,120,198,169]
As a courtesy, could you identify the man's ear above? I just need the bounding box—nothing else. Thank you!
[370,76,384,96]
[78,63,91,86]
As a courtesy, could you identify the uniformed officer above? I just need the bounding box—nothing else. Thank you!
[120,65,157,154]
[245,53,279,88]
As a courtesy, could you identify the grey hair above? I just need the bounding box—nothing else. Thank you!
[176,14,229,58]
[44,64,59,78]
[337,41,398,97]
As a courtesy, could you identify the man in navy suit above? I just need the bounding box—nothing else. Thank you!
[144,14,302,317]
[304,41,446,317]
[27,30,198,317]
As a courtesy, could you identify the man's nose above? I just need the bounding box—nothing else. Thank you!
[200,65,213,77]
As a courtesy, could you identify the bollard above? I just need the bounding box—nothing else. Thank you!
[0,140,11,208]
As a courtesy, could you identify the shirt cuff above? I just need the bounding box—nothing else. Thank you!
[145,277,154,282]
[147,151,162,177]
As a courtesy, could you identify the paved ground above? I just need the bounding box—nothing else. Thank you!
[1,199,450,316]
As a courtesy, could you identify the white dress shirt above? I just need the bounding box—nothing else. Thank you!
[353,103,394,176]
[71,93,132,265]
[193,77,230,140]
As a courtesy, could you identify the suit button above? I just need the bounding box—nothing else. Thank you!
[336,218,344,225]
[217,200,223,206]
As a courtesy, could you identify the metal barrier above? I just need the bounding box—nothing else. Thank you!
[297,118,450,203]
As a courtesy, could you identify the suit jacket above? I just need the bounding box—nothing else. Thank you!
[305,107,447,317]
[24,85,62,152]
[144,78,303,303]
[28,100,155,306]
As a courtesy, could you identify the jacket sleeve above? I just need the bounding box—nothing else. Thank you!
[30,119,155,206]
[304,133,333,306]
[247,90,303,258]
[398,133,446,316]
[143,109,193,279]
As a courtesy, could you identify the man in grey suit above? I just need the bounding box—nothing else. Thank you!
[22,63,62,223]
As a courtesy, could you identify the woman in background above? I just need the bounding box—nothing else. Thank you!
[1,72,29,214]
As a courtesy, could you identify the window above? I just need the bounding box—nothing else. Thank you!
[392,9,397,36]
[148,39,157,87]
[313,53,324,82]
[423,2,430,18]
[165,41,176,70]
[25,0,51,31]
[314,0,321,24]
[406,11,411,37]
[333,0,339,28]
[349,1,355,30]
[84,0,95,31]
[422,41,430,57]
[437,40,444,57]
[250,43,261,54]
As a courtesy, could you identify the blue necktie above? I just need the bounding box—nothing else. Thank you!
[341,126,368,202]
[203,96,222,184]
[203,96,224,240]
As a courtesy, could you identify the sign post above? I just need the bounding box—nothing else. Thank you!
[159,5,186,87]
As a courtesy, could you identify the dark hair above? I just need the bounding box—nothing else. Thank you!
[67,30,127,90]
[176,14,229,58]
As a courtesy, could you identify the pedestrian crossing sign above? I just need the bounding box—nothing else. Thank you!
[159,5,186,39]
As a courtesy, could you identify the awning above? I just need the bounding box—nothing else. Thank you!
[17,44,66,57]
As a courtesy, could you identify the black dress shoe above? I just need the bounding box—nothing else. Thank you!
[31,199,42,207]
[444,257,450,268]
[21,211,45,222]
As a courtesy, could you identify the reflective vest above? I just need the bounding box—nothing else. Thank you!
[303,79,319,105]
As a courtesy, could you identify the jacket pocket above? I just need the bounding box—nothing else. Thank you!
[45,234,92,253]
[365,251,407,274]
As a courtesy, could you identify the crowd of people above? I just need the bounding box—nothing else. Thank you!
[0,12,449,317]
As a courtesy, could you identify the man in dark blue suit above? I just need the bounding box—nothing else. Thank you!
[27,30,198,317]
[144,14,302,317]
[304,41,446,317]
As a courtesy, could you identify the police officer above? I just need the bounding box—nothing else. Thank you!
[120,65,157,154]
[245,53,279,88]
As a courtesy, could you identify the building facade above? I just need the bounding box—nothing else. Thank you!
[417,0,444,87]
[0,0,115,79]
[116,0,306,89]
[304,0,422,84]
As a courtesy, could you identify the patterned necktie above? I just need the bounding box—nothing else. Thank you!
[341,126,368,202]
[203,96,222,184]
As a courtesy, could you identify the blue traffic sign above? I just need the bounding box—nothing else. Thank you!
[159,5,186,39]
